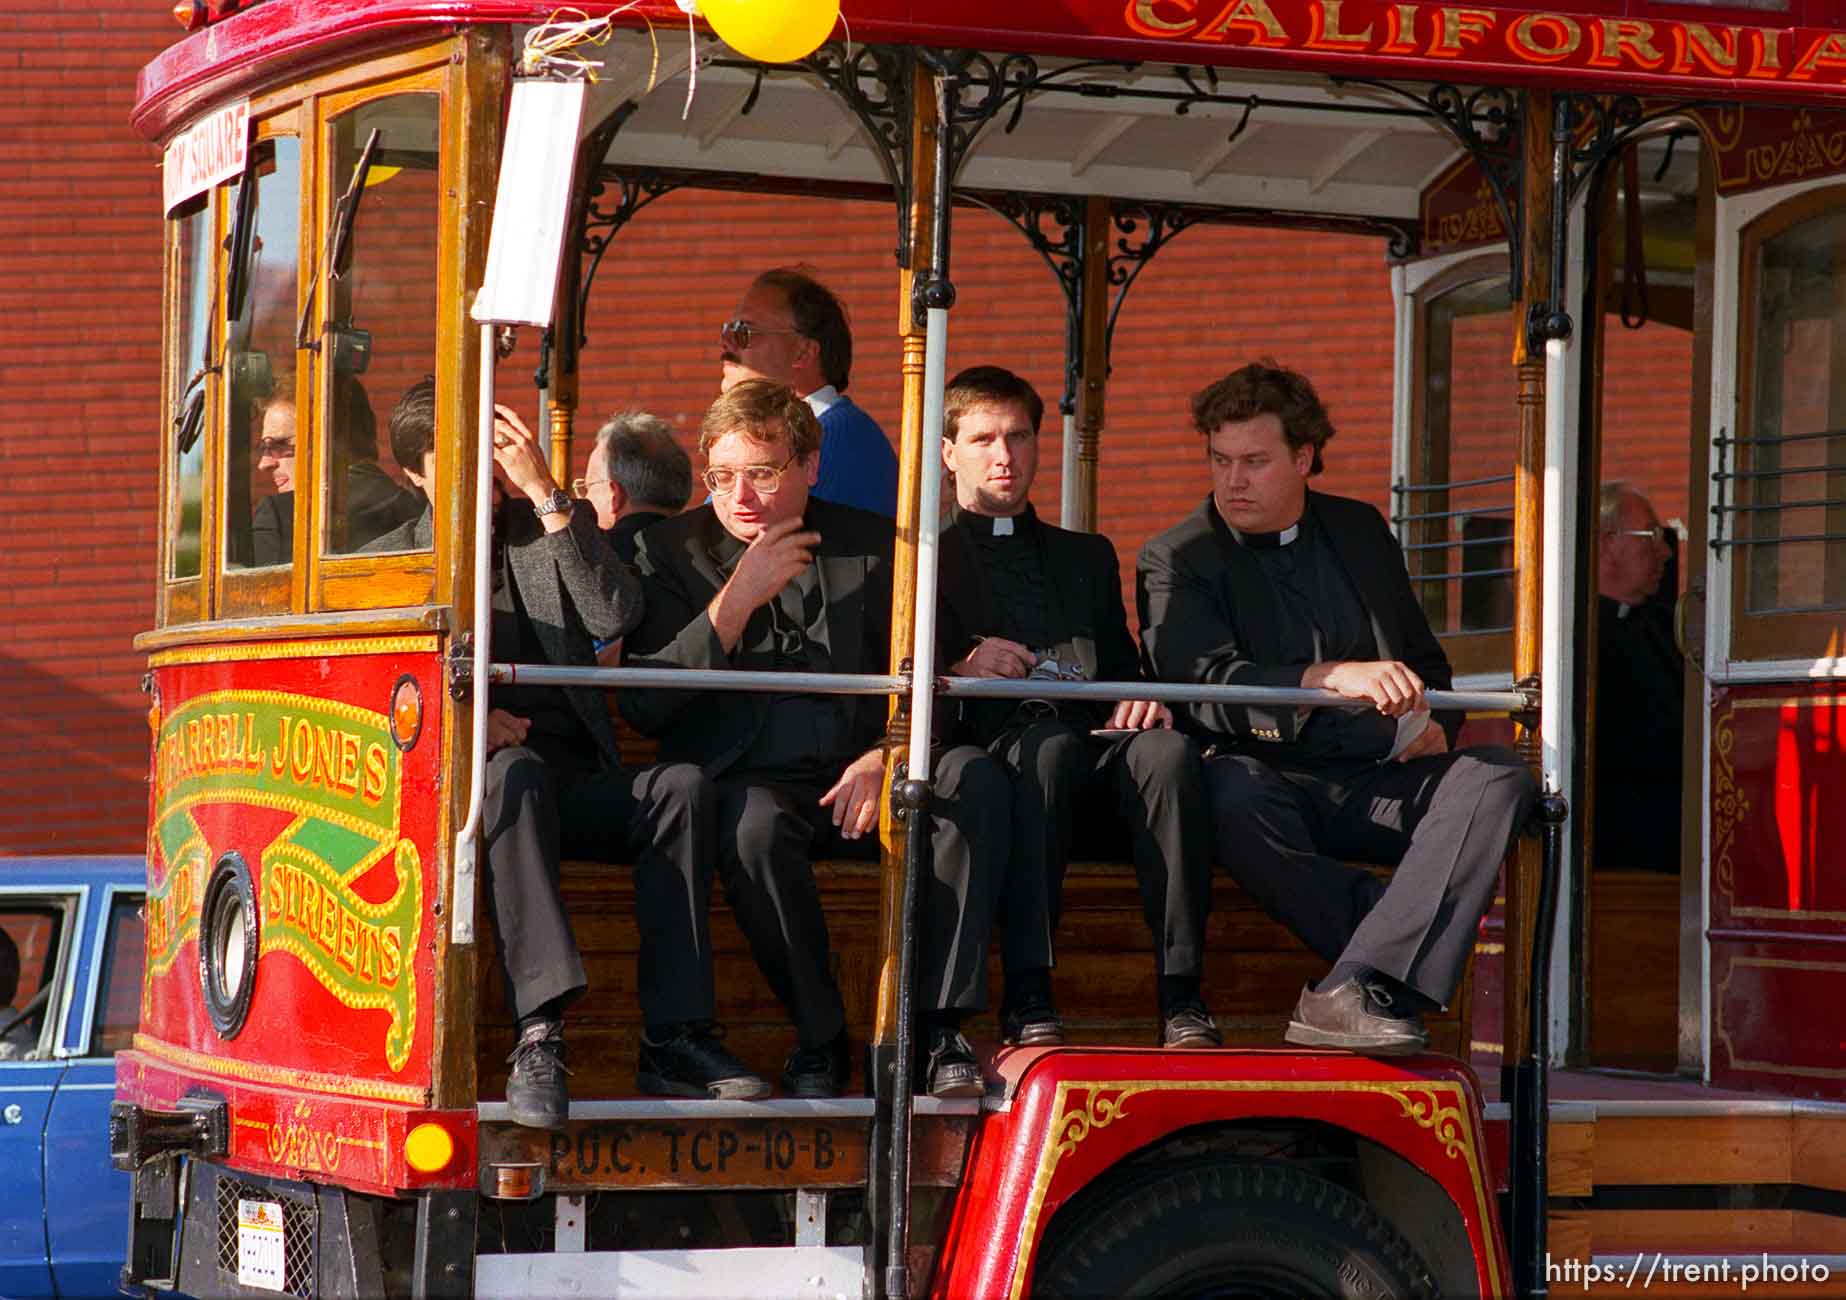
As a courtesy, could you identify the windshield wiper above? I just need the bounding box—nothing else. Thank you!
[223,156,260,330]
[297,127,382,353]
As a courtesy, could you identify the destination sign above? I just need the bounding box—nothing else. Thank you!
[163,99,248,213]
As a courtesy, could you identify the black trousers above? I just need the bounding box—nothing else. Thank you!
[482,747,716,1027]
[1204,744,1534,1006]
[990,721,1212,986]
[715,745,1009,1050]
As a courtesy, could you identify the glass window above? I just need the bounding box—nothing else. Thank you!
[169,197,212,581]
[223,137,302,572]
[90,896,145,1058]
[0,906,66,1062]
[1742,209,1846,620]
[321,94,440,557]
[1412,272,1518,648]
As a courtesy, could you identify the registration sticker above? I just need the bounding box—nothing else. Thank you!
[236,1198,286,1292]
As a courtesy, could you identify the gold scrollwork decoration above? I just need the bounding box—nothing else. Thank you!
[1710,709,1750,905]
[1390,1085,1469,1162]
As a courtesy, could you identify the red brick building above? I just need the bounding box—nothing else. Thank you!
[0,4,1692,853]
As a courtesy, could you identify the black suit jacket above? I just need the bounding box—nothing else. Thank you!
[620,498,895,776]
[935,507,1142,740]
[1137,491,1458,757]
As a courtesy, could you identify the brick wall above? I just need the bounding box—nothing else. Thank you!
[0,6,1694,852]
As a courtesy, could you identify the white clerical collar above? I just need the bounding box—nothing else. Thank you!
[993,516,1014,536]
[804,385,842,416]
[1229,521,1301,548]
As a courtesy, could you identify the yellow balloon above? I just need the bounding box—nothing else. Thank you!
[700,0,841,64]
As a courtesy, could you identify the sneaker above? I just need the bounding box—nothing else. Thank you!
[506,1020,572,1129]
[1285,979,1428,1055]
[637,1023,770,1100]
[1001,993,1066,1047]
[780,1032,851,1098]
[1160,999,1223,1048]
[920,1026,984,1099]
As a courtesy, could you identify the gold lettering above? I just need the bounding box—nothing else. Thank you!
[1746,27,1783,77]
[362,745,389,806]
[300,873,320,937]
[337,911,359,972]
[1125,0,1199,35]
[1380,2,1418,52]
[1589,18,1664,69]
[1509,13,1580,62]
[291,719,315,784]
[381,927,403,985]
[320,892,339,952]
[1790,31,1846,80]
[359,924,377,984]
[271,716,289,777]
[314,726,337,794]
[216,713,233,767]
[1428,7,1495,57]
[338,733,360,797]
[1307,0,1372,47]
[1671,23,1738,76]
[1200,0,1289,46]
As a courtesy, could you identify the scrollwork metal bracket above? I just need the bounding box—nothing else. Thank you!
[1106,202,1201,360]
[801,43,916,266]
[576,168,683,352]
[969,194,1087,414]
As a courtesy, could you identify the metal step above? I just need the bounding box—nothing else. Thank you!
[476,1245,865,1299]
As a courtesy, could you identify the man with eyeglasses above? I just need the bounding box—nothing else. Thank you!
[935,366,1219,1051]
[719,267,898,517]
[1594,482,1683,873]
[575,409,693,563]
[622,379,1009,1099]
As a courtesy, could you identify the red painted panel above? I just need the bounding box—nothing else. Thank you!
[140,639,443,1108]
[1709,683,1846,934]
[1710,935,1846,1100]
[933,1047,1507,1299]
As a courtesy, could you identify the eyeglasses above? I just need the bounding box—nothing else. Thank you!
[703,454,798,497]
[256,436,296,458]
[720,319,802,353]
[1611,525,1670,544]
[571,476,612,500]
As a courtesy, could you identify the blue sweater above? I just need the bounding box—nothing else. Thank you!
[812,393,899,517]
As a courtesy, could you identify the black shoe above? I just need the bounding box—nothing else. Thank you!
[1285,979,1428,1055]
[1160,999,1223,1048]
[920,1026,984,1099]
[780,1032,851,1098]
[1001,993,1066,1047]
[506,1020,571,1129]
[638,1023,770,1100]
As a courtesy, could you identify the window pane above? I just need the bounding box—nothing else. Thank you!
[322,94,439,557]
[91,897,145,1058]
[1416,276,1518,637]
[1744,212,1846,617]
[169,198,212,580]
[0,907,65,1061]
[224,138,302,572]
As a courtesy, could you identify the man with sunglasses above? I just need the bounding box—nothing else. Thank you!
[622,380,1009,1099]
[719,267,899,517]
[1593,482,1683,873]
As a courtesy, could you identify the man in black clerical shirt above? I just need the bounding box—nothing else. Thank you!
[372,382,765,1127]
[1138,362,1535,1054]
[621,380,1009,1098]
[937,366,1218,1049]
[1594,482,1683,872]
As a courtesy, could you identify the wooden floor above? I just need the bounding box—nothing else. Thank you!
[476,858,1472,1098]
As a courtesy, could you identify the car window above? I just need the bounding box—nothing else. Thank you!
[0,905,66,1061]
[91,896,145,1057]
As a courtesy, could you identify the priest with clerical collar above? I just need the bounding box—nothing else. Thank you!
[1138,360,1536,1056]
[936,365,1219,1053]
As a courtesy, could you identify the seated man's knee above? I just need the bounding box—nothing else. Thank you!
[1015,722,1087,784]
[726,791,806,872]
[1123,727,1199,781]
[643,761,713,813]
[485,746,551,801]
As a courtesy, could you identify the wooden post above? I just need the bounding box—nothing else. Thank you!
[872,61,939,1049]
[1504,89,1555,1083]
[1072,195,1111,534]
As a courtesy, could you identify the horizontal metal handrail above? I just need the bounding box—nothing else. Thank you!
[1711,531,1846,550]
[1393,472,1516,495]
[1714,464,1845,482]
[1715,496,1846,514]
[1401,534,1519,553]
[1391,504,1514,525]
[488,664,907,695]
[1408,567,1515,582]
[936,677,1528,713]
[487,663,1530,713]
[1716,427,1846,448]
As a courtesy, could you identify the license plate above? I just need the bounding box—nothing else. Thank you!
[236,1198,286,1292]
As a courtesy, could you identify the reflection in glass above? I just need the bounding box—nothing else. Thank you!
[322,94,440,557]
[224,138,301,571]
[169,198,212,580]
[1746,212,1846,616]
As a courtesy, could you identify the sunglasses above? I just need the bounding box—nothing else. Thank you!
[720,319,802,353]
[257,437,296,458]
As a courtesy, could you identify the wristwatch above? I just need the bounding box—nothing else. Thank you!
[535,488,572,518]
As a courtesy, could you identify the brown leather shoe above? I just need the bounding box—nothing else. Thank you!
[1285,980,1428,1055]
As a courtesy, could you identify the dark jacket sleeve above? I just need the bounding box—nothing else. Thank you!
[1136,521,1307,745]
[1363,506,1461,746]
[617,524,729,738]
[541,502,644,645]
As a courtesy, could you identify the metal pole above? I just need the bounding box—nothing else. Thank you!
[449,320,498,947]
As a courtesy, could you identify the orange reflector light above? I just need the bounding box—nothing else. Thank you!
[389,675,424,751]
[172,0,205,27]
[493,1163,541,1199]
[404,1123,455,1174]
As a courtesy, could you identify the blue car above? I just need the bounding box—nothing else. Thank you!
[0,857,144,1300]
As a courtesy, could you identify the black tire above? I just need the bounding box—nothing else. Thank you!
[1031,1157,1440,1300]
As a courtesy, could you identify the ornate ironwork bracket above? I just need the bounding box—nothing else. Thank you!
[924,50,1139,183]
[1343,80,1524,299]
[1106,203,1201,360]
[579,168,683,340]
[969,193,1087,414]
[801,43,916,266]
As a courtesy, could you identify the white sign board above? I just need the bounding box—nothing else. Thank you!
[235,1197,286,1292]
[472,78,588,327]
[163,100,250,214]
